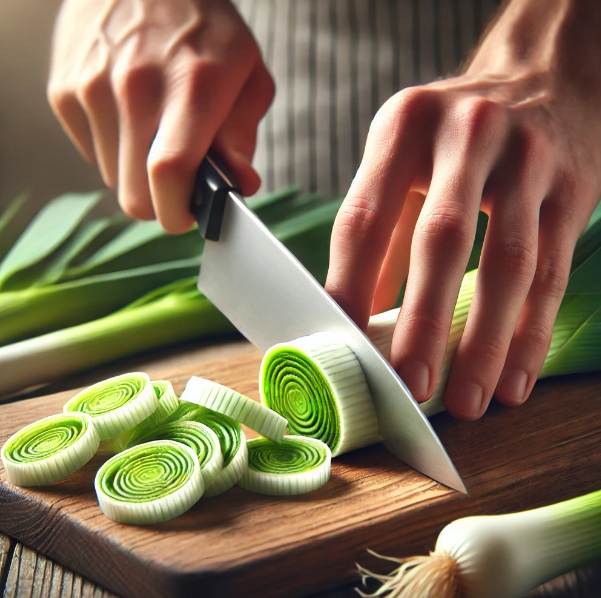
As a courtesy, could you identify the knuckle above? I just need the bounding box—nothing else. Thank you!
[113,63,162,107]
[334,198,380,238]
[523,318,553,353]
[172,59,224,104]
[496,233,537,279]
[418,205,473,251]
[76,71,109,106]
[148,149,194,179]
[372,87,437,135]
[460,97,505,138]
[47,85,72,116]
[472,335,507,363]
[532,260,569,298]
[403,310,447,339]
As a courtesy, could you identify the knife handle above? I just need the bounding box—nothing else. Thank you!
[190,153,241,241]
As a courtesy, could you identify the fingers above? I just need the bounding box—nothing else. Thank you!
[47,86,96,165]
[212,61,275,196]
[371,191,424,315]
[325,89,438,330]
[114,62,164,220]
[390,98,506,402]
[443,133,551,420]
[494,200,578,406]
[148,50,258,233]
[77,69,120,188]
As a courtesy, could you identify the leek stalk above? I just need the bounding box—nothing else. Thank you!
[357,489,601,598]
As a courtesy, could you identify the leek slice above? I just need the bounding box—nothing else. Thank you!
[128,421,223,489]
[260,332,380,457]
[109,380,179,452]
[64,372,158,440]
[181,377,287,441]
[1,412,99,487]
[95,440,203,525]
[357,489,601,598]
[239,435,331,496]
[164,403,249,497]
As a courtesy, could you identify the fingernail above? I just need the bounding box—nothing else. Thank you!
[400,360,430,399]
[450,383,483,418]
[497,370,528,405]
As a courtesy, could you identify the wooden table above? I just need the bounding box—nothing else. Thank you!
[1,338,601,598]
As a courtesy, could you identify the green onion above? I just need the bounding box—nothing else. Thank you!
[163,403,248,497]
[239,435,331,496]
[64,373,157,440]
[181,377,288,442]
[1,412,99,486]
[357,489,601,598]
[260,332,380,456]
[95,440,203,525]
[127,420,223,489]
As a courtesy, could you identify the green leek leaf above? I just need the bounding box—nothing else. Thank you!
[0,192,30,262]
[0,258,200,346]
[0,192,102,291]
[61,220,202,280]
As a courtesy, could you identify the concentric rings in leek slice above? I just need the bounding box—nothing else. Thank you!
[64,372,158,440]
[181,377,287,441]
[239,435,331,496]
[95,440,203,524]
[163,403,248,496]
[2,412,99,487]
[110,380,179,452]
[129,421,223,489]
[260,332,380,456]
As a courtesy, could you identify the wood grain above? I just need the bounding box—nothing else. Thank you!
[4,543,119,598]
[0,349,600,598]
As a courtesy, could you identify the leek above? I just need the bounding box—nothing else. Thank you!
[260,332,380,456]
[181,377,288,442]
[95,440,203,525]
[1,412,99,486]
[164,403,249,497]
[64,373,158,440]
[357,489,601,598]
[127,420,223,489]
[239,435,331,496]
[109,380,179,452]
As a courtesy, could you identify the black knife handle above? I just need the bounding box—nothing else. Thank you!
[190,153,241,241]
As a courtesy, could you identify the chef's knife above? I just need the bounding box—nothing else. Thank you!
[191,155,466,494]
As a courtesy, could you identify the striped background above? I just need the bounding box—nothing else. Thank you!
[233,0,502,196]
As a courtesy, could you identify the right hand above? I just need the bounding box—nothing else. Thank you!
[48,0,274,233]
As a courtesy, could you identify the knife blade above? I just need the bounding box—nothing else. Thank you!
[191,156,466,494]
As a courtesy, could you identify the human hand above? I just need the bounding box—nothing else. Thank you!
[325,0,601,420]
[48,0,274,233]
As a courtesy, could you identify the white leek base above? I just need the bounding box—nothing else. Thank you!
[95,442,204,525]
[181,377,287,441]
[239,436,331,496]
[64,373,159,440]
[204,430,249,498]
[2,413,100,487]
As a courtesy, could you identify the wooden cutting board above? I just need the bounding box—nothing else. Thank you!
[0,349,600,598]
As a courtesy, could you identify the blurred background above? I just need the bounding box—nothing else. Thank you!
[0,0,108,214]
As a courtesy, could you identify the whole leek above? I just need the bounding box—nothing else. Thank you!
[357,489,601,598]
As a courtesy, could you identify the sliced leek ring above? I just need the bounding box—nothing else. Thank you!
[95,440,203,525]
[164,403,248,497]
[260,332,380,456]
[64,372,157,440]
[129,420,223,489]
[109,380,179,452]
[181,377,287,441]
[239,435,331,496]
[1,412,99,487]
